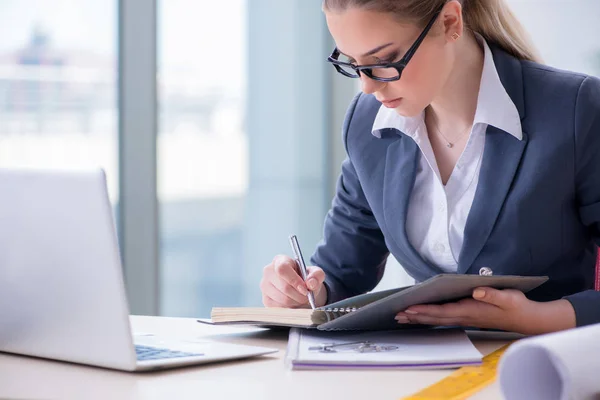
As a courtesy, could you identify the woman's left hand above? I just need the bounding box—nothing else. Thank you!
[395,287,577,335]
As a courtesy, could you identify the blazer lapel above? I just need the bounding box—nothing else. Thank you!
[457,45,529,274]
[381,130,441,281]
[457,127,528,273]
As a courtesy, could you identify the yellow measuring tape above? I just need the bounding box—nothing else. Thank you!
[401,344,511,400]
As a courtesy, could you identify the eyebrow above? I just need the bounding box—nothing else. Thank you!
[339,42,395,59]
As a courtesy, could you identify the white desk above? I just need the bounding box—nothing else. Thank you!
[0,316,510,400]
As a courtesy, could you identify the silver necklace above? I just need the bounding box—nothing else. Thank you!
[429,113,471,148]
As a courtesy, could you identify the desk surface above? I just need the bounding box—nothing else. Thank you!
[0,316,510,400]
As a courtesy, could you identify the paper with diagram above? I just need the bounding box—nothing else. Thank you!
[284,327,483,369]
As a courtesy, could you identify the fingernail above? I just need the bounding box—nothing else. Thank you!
[473,289,485,299]
[307,279,317,290]
[405,309,418,315]
[297,285,308,295]
[395,316,409,323]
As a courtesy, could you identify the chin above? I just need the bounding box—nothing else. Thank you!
[393,103,423,118]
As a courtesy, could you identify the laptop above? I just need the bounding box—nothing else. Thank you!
[0,168,277,371]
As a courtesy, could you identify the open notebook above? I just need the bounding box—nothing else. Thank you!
[208,274,548,331]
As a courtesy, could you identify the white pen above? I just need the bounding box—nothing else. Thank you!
[289,234,316,309]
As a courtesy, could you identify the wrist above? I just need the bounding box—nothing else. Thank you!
[530,299,576,335]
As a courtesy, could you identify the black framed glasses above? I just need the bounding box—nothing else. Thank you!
[327,6,443,82]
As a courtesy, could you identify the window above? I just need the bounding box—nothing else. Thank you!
[0,0,118,203]
[158,0,248,316]
[158,0,333,317]
[0,1,354,316]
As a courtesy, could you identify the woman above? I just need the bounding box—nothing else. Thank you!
[259,0,600,335]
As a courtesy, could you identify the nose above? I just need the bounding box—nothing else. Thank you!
[359,74,385,95]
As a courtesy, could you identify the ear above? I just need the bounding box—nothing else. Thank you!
[440,0,464,42]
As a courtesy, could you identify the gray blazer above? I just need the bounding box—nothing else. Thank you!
[311,45,600,327]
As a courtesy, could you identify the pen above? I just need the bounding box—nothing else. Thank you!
[289,234,316,309]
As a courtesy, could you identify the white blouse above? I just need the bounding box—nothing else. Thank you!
[371,37,523,272]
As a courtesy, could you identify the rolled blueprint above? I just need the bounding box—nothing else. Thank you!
[498,323,600,400]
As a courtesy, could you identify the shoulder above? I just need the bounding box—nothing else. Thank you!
[341,92,385,152]
[343,92,381,135]
[520,59,599,103]
[520,62,600,164]
[521,59,589,83]
[515,59,600,134]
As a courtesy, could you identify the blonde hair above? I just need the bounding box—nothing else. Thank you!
[322,0,542,63]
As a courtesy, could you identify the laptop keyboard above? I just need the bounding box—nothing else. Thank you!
[135,344,203,361]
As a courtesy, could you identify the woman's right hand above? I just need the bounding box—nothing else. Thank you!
[260,255,328,308]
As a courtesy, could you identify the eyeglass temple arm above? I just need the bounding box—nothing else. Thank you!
[402,9,443,65]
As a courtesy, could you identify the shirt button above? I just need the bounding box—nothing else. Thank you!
[438,203,446,212]
[433,243,446,253]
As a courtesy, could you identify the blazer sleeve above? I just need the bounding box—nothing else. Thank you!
[310,93,390,304]
[563,75,600,326]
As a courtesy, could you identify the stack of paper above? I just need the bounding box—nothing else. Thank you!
[285,328,483,370]
[499,323,600,400]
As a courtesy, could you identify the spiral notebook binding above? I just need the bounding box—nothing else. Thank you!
[322,307,358,321]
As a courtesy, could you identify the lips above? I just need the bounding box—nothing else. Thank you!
[379,97,403,108]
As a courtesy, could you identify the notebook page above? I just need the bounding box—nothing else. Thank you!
[286,328,482,369]
[499,323,600,400]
